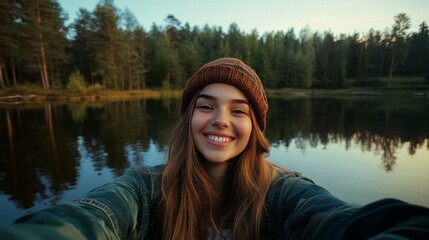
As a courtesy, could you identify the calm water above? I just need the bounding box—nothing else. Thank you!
[1,96,429,225]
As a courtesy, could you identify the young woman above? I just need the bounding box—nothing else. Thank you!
[1,58,429,240]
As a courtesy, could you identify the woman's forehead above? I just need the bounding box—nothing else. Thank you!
[198,83,248,100]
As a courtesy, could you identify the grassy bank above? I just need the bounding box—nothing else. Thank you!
[1,77,428,104]
[0,84,182,104]
[267,76,429,97]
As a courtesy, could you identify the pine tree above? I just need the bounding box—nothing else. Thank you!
[92,0,121,89]
[14,0,69,89]
[388,13,411,85]
[405,22,429,76]
[72,8,97,85]
[133,26,147,89]
[0,0,18,87]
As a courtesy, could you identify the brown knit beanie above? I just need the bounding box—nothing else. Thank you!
[181,57,268,131]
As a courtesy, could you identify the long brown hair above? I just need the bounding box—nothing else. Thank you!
[159,91,279,240]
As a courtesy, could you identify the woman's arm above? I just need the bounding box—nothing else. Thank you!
[0,167,156,240]
[267,173,429,239]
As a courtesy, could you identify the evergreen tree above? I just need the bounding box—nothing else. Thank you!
[255,36,275,88]
[332,37,348,88]
[0,0,19,87]
[196,25,223,63]
[146,24,173,88]
[164,15,185,88]
[271,32,286,88]
[217,39,231,58]
[261,33,277,88]
[387,13,411,85]
[281,29,297,87]
[14,0,69,89]
[405,22,429,76]
[298,28,315,88]
[227,23,244,59]
[176,21,202,82]
[122,8,146,90]
[244,29,260,68]
[72,8,97,84]
[92,0,122,89]
[133,26,147,89]
[366,29,390,77]
[346,33,363,78]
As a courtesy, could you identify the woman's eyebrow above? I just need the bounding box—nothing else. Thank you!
[197,94,216,100]
[231,99,249,105]
[197,94,249,105]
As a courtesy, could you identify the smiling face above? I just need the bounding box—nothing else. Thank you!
[191,83,252,168]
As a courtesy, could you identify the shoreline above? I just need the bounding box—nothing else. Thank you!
[1,87,429,105]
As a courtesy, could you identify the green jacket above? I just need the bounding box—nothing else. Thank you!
[1,165,428,239]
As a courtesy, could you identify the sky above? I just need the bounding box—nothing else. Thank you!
[58,0,429,36]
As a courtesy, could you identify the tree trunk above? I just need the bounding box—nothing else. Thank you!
[35,0,50,89]
[388,50,396,87]
[379,52,385,77]
[10,56,17,86]
[107,28,117,89]
[323,43,331,85]
[356,43,364,78]
[0,58,5,88]
[127,49,132,90]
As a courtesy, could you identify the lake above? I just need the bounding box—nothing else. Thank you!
[1,96,429,225]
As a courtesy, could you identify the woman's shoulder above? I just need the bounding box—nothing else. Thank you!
[267,168,331,204]
[130,164,165,175]
[130,164,165,180]
[125,164,165,201]
[272,168,316,185]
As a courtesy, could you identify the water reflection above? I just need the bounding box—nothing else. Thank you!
[0,96,428,224]
[265,97,429,171]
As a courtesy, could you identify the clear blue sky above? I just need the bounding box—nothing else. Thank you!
[58,0,428,35]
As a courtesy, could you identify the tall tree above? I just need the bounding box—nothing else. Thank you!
[146,24,173,88]
[72,8,97,84]
[92,0,121,89]
[15,0,69,89]
[315,32,335,87]
[217,38,231,58]
[271,32,286,88]
[133,26,147,89]
[227,23,244,59]
[332,36,348,88]
[346,33,363,78]
[280,29,296,87]
[0,0,18,87]
[297,28,315,88]
[405,22,429,76]
[121,8,145,90]
[254,36,274,88]
[164,15,185,88]
[45,0,70,87]
[388,13,411,85]
[365,29,385,77]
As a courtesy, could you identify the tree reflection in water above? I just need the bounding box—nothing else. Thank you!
[265,97,429,172]
[0,96,428,223]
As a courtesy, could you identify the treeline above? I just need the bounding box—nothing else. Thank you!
[1,0,428,90]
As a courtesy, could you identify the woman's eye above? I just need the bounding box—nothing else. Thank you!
[232,109,247,115]
[197,105,213,110]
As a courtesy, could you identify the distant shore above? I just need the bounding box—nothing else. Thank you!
[1,77,429,104]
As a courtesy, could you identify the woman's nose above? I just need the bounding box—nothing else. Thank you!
[211,109,230,128]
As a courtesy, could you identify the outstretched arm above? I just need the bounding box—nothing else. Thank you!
[0,167,155,240]
[267,173,429,239]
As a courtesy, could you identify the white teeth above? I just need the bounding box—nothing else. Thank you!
[207,135,231,143]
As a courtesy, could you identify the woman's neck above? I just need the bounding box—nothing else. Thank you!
[205,161,230,197]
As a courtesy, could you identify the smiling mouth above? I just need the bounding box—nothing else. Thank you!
[207,135,232,143]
